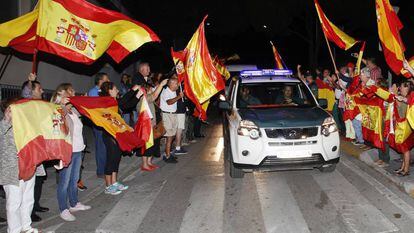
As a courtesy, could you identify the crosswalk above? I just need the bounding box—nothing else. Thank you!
[36,131,414,233]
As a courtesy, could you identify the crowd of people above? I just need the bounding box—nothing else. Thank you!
[297,57,414,177]
[0,62,206,232]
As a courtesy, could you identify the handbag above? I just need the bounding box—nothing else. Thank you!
[153,121,166,139]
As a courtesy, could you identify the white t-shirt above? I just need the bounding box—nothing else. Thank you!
[68,113,85,153]
[160,87,177,112]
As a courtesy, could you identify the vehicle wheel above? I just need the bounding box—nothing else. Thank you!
[229,159,245,178]
[319,164,336,173]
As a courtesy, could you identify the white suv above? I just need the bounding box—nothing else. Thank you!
[219,69,340,178]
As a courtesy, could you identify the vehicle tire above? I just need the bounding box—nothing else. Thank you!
[319,164,336,173]
[229,159,245,178]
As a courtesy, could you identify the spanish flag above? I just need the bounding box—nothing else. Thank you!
[376,0,406,76]
[180,15,225,104]
[10,100,73,180]
[70,96,144,151]
[407,92,414,129]
[384,102,414,153]
[213,56,231,80]
[193,100,210,121]
[0,0,160,64]
[0,8,38,54]
[171,48,187,83]
[361,85,394,103]
[270,41,285,69]
[356,96,385,150]
[135,95,153,153]
[314,0,357,50]
[315,79,335,112]
[354,42,366,76]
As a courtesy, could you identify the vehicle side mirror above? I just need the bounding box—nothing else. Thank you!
[218,101,232,111]
[318,98,328,109]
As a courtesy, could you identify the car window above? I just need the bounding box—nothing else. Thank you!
[236,81,316,109]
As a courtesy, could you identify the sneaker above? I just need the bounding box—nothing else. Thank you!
[175,148,188,155]
[77,181,87,192]
[60,209,76,222]
[113,182,129,191]
[104,185,122,195]
[352,141,363,146]
[69,202,91,212]
[163,155,178,163]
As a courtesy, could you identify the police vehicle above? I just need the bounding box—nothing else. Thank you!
[219,69,340,178]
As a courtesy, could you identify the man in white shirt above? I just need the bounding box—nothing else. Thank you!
[160,77,184,163]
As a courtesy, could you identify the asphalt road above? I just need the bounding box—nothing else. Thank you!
[19,124,414,233]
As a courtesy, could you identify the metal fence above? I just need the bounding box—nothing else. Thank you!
[0,84,54,101]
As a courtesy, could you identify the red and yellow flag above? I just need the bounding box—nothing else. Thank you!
[355,42,366,75]
[314,0,357,50]
[135,95,153,153]
[0,8,38,54]
[407,92,414,129]
[0,0,160,64]
[315,79,335,111]
[213,56,231,80]
[357,96,385,150]
[270,41,284,69]
[10,100,73,180]
[376,0,407,76]
[70,96,144,151]
[384,102,414,153]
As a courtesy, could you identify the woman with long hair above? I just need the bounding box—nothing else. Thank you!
[51,83,91,222]
[99,82,143,195]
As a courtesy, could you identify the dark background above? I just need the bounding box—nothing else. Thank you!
[1,0,413,76]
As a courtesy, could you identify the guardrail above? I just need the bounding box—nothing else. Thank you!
[0,84,54,101]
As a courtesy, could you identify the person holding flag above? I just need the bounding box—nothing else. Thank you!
[98,82,144,195]
[51,83,91,222]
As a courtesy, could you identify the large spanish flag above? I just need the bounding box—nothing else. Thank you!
[10,100,73,181]
[35,0,160,63]
[180,16,225,104]
[376,0,406,76]
[356,96,385,150]
[270,41,285,69]
[0,8,38,54]
[314,0,357,50]
[70,96,144,151]
[315,79,335,112]
[384,102,414,153]
[135,95,153,153]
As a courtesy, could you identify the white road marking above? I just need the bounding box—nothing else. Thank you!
[179,176,225,233]
[95,180,166,233]
[254,173,311,233]
[342,158,414,221]
[204,137,224,162]
[313,170,398,233]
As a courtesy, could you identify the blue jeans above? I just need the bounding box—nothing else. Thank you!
[57,152,82,212]
[352,119,364,143]
[93,127,107,176]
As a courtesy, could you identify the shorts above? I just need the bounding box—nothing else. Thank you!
[162,113,178,137]
[177,113,186,130]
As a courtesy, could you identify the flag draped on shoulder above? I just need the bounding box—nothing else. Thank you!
[270,41,284,69]
[315,79,335,111]
[0,9,38,54]
[135,95,153,154]
[375,0,407,76]
[10,100,73,181]
[407,92,414,129]
[356,96,385,150]
[171,15,225,120]
[314,0,357,50]
[70,96,144,151]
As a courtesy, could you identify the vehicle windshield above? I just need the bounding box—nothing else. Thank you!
[236,81,317,109]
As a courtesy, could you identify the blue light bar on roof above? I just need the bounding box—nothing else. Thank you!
[240,69,293,77]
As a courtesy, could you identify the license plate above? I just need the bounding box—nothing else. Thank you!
[276,151,311,158]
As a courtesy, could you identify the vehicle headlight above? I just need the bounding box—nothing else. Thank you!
[238,120,261,139]
[321,117,338,137]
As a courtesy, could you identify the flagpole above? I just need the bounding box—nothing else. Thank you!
[31,49,38,74]
[322,32,338,72]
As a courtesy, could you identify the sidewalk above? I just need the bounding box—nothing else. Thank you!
[0,126,164,231]
[341,138,414,197]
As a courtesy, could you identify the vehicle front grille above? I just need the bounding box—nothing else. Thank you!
[261,153,324,166]
[265,127,318,139]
